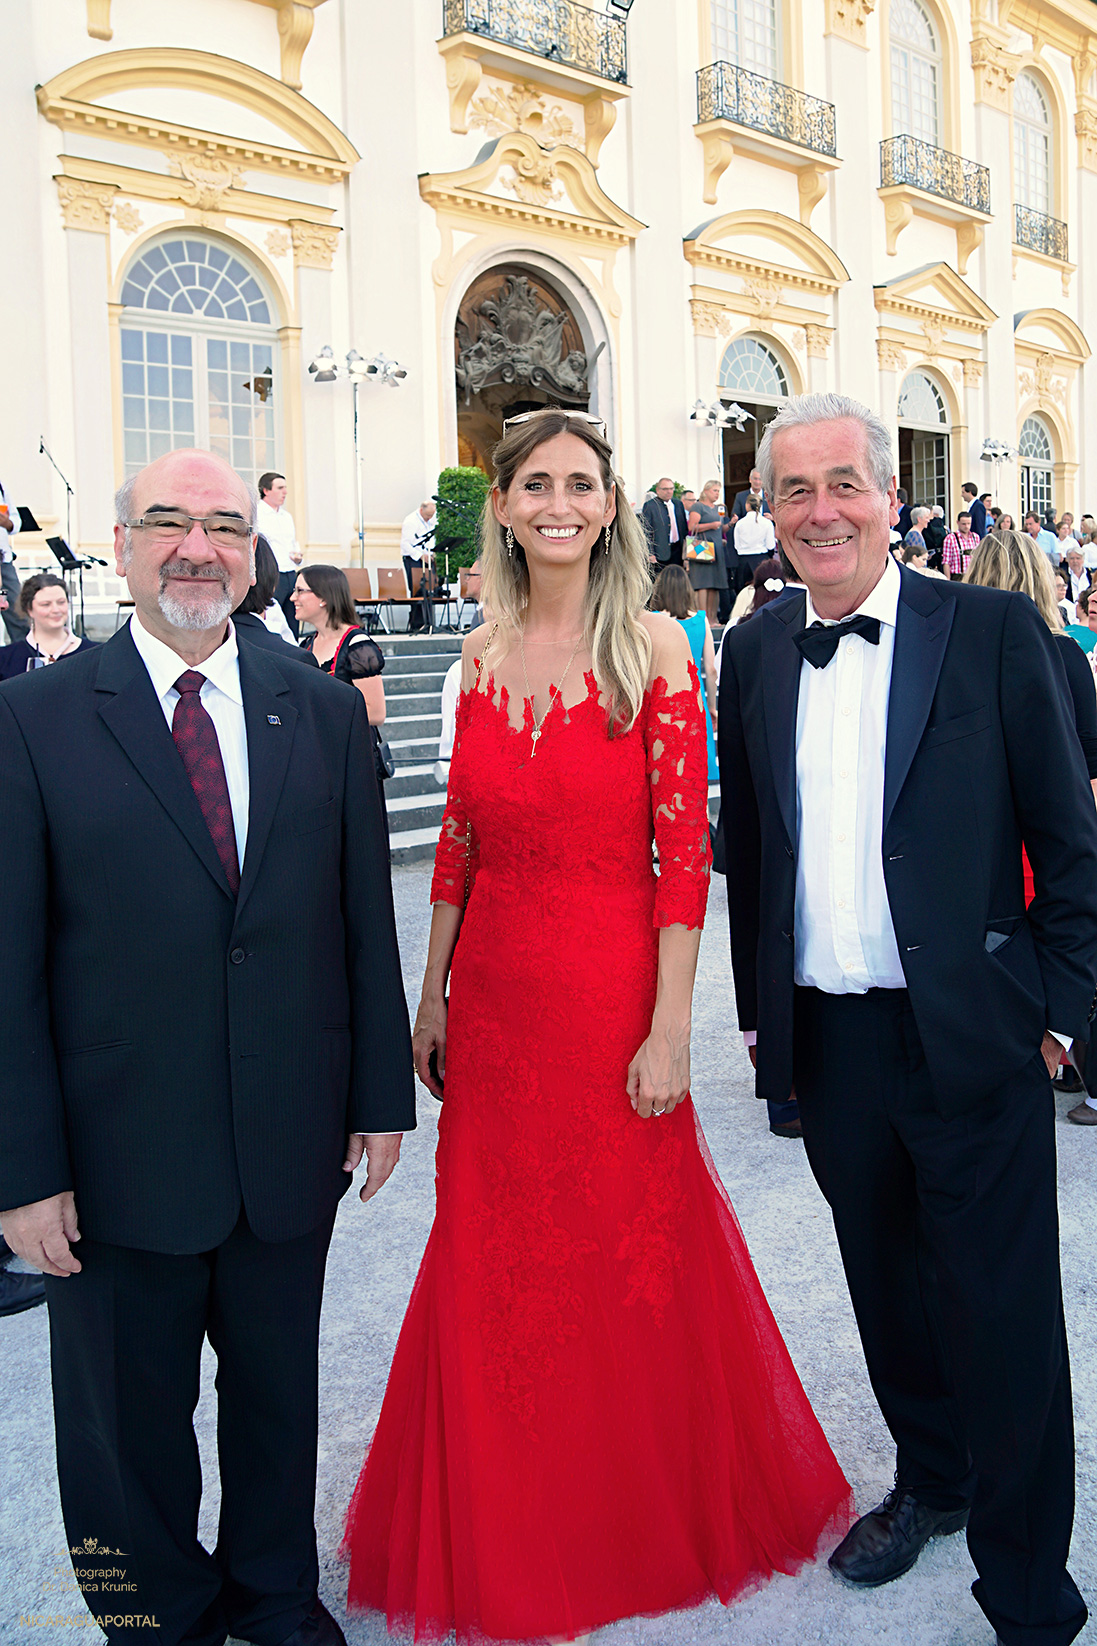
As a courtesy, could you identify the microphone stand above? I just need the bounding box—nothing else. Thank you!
[39,438,74,550]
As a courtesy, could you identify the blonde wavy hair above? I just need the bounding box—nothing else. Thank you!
[964,527,1062,632]
[480,409,653,733]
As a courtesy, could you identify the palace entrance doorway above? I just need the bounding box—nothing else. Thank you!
[454,266,603,474]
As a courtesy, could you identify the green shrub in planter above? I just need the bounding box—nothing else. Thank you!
[435,466,490,575]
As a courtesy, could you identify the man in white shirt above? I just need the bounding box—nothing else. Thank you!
[257,471,302,637]
[0,447,413,1646]
[400,499,436,633]
[0,477,28,643]
[719,393,1097,1646]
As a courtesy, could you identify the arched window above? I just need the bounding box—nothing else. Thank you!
[718,336,788,397]
[890,0,941,146]
[710,0,779,78]
[1013,73,1051,215]
[1019,415,1054,521]
[897,371,947,425]
[897,371,949,509]
[120,236,278,486]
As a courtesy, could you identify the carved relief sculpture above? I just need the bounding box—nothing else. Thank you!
[290,220,341,270]
[876,339,907,373]
[166,155,244,213]
[55,177,117,232]
[455,275,599,406]
[468,82,579,148]
[823,0,876,48]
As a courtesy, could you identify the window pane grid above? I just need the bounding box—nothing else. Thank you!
[890,0,939,145]
[1013,76,1050,213]
[121,329,195,471]
[718,336,788,396]
[710,0,777,76]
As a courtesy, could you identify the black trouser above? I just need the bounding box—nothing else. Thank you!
[402,556,432,631]
[792,986,1086,1646]
[45,1207,336,1646]
[276,570,299,638]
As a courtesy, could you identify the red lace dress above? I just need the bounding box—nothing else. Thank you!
[344,666,852,1643]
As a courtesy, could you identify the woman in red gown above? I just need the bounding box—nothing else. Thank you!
[344,411,852,1642]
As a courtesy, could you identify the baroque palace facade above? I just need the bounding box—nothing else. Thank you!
[3,0,1096,610]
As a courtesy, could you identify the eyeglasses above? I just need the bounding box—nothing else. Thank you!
[502,410,607,437]
[127,512,252,547]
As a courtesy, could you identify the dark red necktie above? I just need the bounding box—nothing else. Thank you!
[171,670,240,894]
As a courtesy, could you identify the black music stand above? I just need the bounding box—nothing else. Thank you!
[47,536,86,636]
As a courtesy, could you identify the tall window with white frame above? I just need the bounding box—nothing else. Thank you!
[1019,415,1054,521]
[890,0,941,146]
[1013,72,1051,216]
[119,236,278,488]
[710,0,779,78]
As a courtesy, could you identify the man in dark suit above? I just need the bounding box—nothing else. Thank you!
[718,395,1097,1646]
[0,449,415,1646]
[640,476,688,567]
[729,466,772,528]
[962,481,989,539]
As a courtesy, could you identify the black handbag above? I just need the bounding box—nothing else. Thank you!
[372,725,395,782]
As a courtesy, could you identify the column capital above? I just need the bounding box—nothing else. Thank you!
[970,35,1021,111]
[823,0,876,48]
[55,176,117,232]
[290,219,341,270]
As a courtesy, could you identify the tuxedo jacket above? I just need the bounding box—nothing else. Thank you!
[718,565,1097,1117]
[0,626,415,1252]
[731,489,772,522]
[641,496,689,561]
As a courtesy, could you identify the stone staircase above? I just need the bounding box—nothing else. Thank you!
[379,630,721,869]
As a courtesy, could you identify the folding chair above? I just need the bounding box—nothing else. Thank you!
[344,568,383,634]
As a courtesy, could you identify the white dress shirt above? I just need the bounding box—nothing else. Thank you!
[0,479,20,563]
[665,499,679,544]
[257,499,300,574]
[129,613,249,873]
[400,508,435,561]
[734,513,777,558]
[794,554,906,993]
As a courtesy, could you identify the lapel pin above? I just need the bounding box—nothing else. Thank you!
[267,715,281,725]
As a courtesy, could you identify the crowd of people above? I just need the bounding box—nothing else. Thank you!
[0,397,1095,1646]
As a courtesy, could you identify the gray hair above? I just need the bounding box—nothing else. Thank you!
[756,393,896,497]
[911,506,931,527]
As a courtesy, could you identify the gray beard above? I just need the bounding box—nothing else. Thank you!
[158,581,234,631]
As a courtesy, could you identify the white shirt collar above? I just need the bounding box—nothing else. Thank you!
[803,551,901,631]
[129,611,242,705]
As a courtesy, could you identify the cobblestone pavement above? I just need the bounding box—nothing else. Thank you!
[2,865,1094,1645]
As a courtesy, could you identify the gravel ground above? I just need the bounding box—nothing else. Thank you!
[2,865,1094,1646]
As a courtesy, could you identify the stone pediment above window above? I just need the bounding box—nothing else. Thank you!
[85,1,330,90]
[874,261,996,375]
[438,0,630,166]
[418,131,645,246]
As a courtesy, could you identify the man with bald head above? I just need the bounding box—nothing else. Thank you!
[0,449,414,1646]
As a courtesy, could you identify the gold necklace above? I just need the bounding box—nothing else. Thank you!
[518,628,585,754]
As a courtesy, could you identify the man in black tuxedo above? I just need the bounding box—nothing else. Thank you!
[718,394,1097,1646]
[729,466,771,528]
[640,476,688,567]
[0,449,415,1646]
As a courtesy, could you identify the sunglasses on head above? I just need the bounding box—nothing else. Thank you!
[502,409,607,437]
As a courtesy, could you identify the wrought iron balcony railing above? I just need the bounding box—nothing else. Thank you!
[880,134,990,214]
[1014,202,1069,260]
[697,61,837,156]
[442,0,628,85]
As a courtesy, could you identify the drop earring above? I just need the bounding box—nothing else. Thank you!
[506,525,514,558]
[603,524,611,556]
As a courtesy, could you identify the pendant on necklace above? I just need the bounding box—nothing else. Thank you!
[530,727,541,753]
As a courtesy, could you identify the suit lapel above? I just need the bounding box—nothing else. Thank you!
[95,629,235,899]
[884,566,954,828]
[761,592,806,847]
[236,640,297,915]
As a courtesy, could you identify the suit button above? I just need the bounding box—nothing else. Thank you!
[230,948,246,964]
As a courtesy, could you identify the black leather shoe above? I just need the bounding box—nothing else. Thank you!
[274,1600,347,1646]
[770,1119,803,1139]
[0,1268,47,1316]
[828,1484,969,1587]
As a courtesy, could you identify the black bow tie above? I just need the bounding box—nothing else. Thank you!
[794,613,881,669]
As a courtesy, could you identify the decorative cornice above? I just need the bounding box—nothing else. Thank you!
[874,263,997,333]
[57,155,338,228]
[970,34,1021,110]
[823,0,876,49]
[56,177,117,232]
[289,219,341,270]
[684,209,849,291]
[689,283,836,332]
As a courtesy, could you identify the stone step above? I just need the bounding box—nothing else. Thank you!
[382,653,462,675]
[386,791,447,827]
[377,634,463,658]
[382,691,444,718]
[383,670,452,692]
[388,734,442,766]
[385,711,442,742]
[385,762,446,800]
[389,823,443,867]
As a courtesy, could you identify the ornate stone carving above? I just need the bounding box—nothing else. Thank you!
[56,177,116,232]
[498,152,563,207]
[742,277,782,316]
[1076,103,1097,172]
[468,82,579,147]
[954,219,984,277]
[962,358,984,386]
[689,299,730,337]
[798,164,828,227]
[883,193,915,257]
[805,324,832,358]
[265,228,292,259]
[455,274,598,406]
[921,318,945,359]
[112,200,144,236]
[582,95,617,168]
[876,339,907,373]
[698,125,735,206]
[824,0,876,47]
[1018,353,1068,406]
[276,2,316,91]
[290,220,340,270]
[970,37,1020,110]
[86,0,112,39]
[442,42,483,134]
[1073,41,1097,98]
[166,155,244,212]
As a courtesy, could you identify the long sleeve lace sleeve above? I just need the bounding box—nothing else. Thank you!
[646,664,712,930]
[430,690,479,908]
